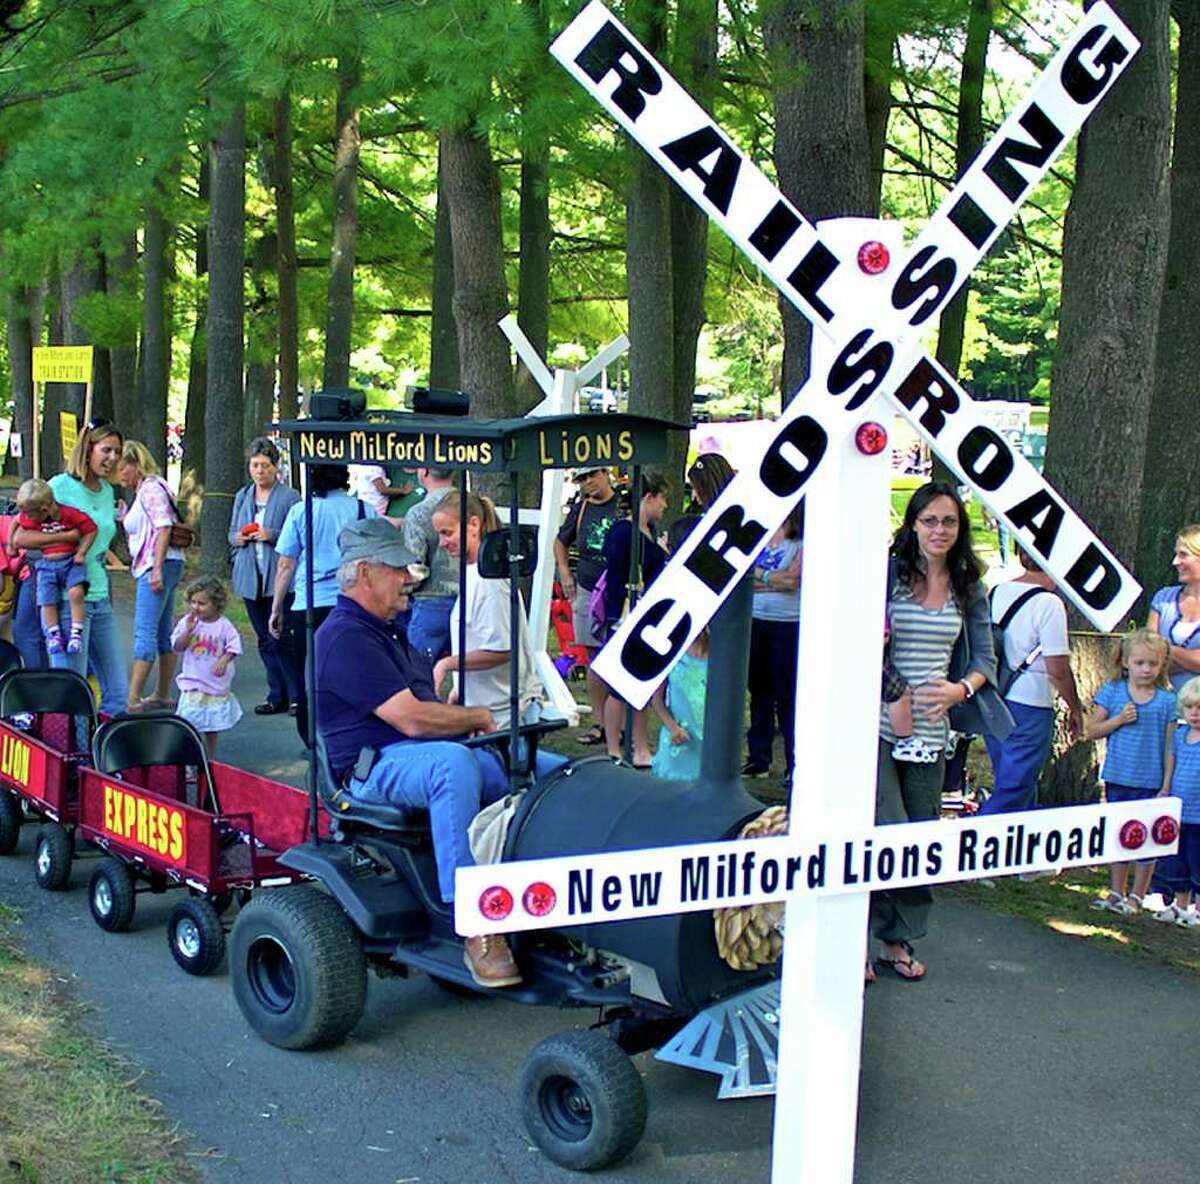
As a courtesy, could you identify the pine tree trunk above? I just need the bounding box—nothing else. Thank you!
[935,0,992,381]
[762,0,871,405]
[863,9,894,215]
[516,148,549,410]
[6,284,34,480]
[273,94,300,424]
[184,154,210,485]
[142,193,174,466]
[430,155,460,390]
[1044,0,1172,566]
[202,104,246,575]
[322,54,360,392]
[107,234,139,432]
[1136,2,1200,590]
[245,231,278,446]
[55,252,100,469]
[625,0,674,453]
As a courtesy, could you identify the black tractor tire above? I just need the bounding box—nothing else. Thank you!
[34,823,73,891]
[520,1029,648,1171]
[167,897,226,976]
[88,858,136,933]
[0,790,20,855]
[229,886,366,1050]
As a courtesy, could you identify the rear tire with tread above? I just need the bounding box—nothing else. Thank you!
[230,886,366,1050]
[0,791,19,855]
[520,1029,647,1170]
[167,897,226,975]
[34,823,73,890]
[88,858,136,932]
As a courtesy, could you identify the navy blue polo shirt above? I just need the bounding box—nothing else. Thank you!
[315,595,440,780]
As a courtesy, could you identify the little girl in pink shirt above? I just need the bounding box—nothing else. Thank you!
[171,576,243,757]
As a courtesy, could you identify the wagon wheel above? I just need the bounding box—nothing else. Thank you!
[229,885,366,1050]
[519,1029,647,1171]
[167,897,226,976]
[0,790,19,855]
[33,823,73,891]
[88,858,136,933]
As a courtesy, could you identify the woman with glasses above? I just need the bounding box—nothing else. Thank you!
[228,438,300,715]
[870,481,1012,984]
[38,419,129,714]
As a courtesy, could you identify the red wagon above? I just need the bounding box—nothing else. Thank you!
[0,668,99,890]
[76,715,326,975]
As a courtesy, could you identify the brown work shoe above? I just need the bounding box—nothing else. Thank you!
[464,934,522,988]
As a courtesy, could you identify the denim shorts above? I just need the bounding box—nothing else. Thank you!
[34,554,88,608]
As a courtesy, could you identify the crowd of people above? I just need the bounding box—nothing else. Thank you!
[3,424,1198,989]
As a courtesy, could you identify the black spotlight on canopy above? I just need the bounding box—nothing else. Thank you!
[307,387,366,421]
[410,386,470,416]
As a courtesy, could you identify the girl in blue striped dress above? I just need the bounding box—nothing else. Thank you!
[1086,629,1177,914]
[1154,676,1200,926]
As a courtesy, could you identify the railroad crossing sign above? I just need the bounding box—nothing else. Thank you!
[458,4,1155,1181]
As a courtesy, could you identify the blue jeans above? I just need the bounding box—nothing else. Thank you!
[407,596,454,662]
[981,700,1055,815]
[132,558,183,661]
[245,594,292,707]
[12,576,47,669]
[349,740,567,902]
[49,597,128,716]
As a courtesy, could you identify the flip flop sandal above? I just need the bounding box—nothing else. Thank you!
[578,725,605,746]
[875,942,926,982]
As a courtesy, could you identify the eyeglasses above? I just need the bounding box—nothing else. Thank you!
[916,514,960,530]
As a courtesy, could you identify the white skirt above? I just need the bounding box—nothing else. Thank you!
[177,690,244,733]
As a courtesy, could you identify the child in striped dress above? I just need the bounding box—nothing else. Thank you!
[1154,676,1200,926]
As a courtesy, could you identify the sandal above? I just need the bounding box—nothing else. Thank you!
[875,941,926,982]
[578,724,605,746]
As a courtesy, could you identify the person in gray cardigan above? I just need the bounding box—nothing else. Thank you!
[228,438,300,714]
[871,481,1013,984]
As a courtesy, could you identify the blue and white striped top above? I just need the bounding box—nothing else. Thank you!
[1094,679,1177,790]
[1168,728,1200,824]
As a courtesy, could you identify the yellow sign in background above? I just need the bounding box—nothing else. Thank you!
[59,412,78,463]
[31,345,93,384]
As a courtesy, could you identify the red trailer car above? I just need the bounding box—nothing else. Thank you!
[76,715,326,975]
[0,669,99,890]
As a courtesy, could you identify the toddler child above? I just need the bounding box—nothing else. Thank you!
[1154,675,1200,927]
[11,477,96,655]
[1086,628,1177,914]
[171,575,243,758]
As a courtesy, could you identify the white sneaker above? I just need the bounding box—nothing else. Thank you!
[1176,907,1200,929]
[892,736,941,764]
[1141,892,1168,913]
[1154,904,1184,924]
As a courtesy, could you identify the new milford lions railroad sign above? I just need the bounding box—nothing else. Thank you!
[458,5,1149,1183]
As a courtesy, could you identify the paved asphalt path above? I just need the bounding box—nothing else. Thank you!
[2,600,1198,1182]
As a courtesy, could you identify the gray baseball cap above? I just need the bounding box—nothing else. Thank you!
[338,518,428,579]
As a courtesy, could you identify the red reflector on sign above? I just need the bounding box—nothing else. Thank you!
[522,881,557,917]
[1152,815,1179,845]
[479,885,514,920]
[1119,820,1147,851]
[857,240,890,275]
[855,422,888,455]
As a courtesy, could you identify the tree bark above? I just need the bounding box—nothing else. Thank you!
[322,53,360,391]
[184,152,210,484]
[273,93,300,424]
[141,191,174,466]
[762,0,872,405]
[439,121,514,501]
[201,104,246,575]
[106,234,139,432]
[935,0,992,382]
[624,0,674,464]
[429,152,460,390]
[1136,2,1200,589]
[245,230,278,446]
[1045,0,1172,567]
[51,251,101,472]
[6,284,34,480]
[862,7,894,215]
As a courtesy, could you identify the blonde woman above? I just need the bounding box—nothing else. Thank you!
[1147,524,1200,692]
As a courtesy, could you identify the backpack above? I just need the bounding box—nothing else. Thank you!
[990,585,1051,697]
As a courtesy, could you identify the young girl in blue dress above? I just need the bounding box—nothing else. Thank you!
[1154,676,1200,926]
[1086,629,1177,914]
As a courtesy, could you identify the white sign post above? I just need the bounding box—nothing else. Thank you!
[498,314,631,724]
[457,6,1155,1182]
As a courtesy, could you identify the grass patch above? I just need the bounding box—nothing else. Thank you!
[0,903,200,1184]
[946,868,1200,976]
